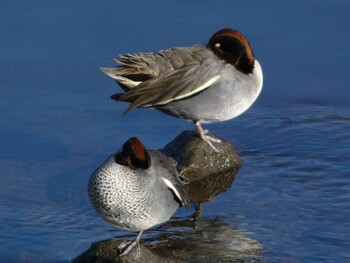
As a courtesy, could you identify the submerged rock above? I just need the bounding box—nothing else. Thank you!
[162,130,242,203]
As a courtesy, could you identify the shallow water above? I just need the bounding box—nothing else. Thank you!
[1,1,350,262]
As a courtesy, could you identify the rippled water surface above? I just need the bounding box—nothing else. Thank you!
[1,1,350,262]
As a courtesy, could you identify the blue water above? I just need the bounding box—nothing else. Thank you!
[1,1,350,262]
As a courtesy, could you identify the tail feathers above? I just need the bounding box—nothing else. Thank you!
[112,89,162,114]
[100,67,122,79]
[110,93,141,115]
[110,93,136,114]
[111,93,123,101]
[101,66,140,77]
[101,67,142,89]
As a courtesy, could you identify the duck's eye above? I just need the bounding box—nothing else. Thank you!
[214,43,221,49]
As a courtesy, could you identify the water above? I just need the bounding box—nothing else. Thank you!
[1,1,350,262]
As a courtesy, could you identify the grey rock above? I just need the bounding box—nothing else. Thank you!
[162,130,242,203]
[72,239,183,263]
[73,216,262,263]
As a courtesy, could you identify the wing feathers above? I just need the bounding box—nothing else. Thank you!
[114,62,221,110]
[161,177,184,205]
[158,75,220,105]
[104,49,222,112]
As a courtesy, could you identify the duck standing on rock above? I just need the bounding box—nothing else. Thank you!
[102,28,263,152]
[88,137,189,257]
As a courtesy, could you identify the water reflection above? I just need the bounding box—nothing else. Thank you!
[74,214,262,263]
[152,214,262,262]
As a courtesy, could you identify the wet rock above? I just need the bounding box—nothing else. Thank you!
[73,216,262,263]
[162,130,242,203]
[72,239,183,263]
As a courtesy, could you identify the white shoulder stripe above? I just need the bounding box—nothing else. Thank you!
[161,177,183,203]
[160,75,221,105]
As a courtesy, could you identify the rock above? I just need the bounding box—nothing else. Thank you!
[162,130,242,203]
[73,239,183,263]
[73,216,262,263]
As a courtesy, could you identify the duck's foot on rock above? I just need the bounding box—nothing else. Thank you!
[195,123,222,152]
[118,240,140,259]
[73,239,183,263]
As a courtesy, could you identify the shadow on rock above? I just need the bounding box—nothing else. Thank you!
[73,216,261,263]
[162,130,242,204]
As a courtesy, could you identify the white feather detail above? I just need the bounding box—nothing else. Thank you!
[158,75,221,105]
[111,76,141,88]
[160,177,183,203]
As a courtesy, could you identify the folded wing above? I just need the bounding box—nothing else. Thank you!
[112,60,221,113]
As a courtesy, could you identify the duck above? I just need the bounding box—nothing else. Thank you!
[102,28,263,152]
[88,137,189,257]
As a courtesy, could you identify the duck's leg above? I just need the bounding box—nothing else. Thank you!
[195,122,221,152]
[118,231,143,259]
[189,203,203,221]
[134,231,143,259]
